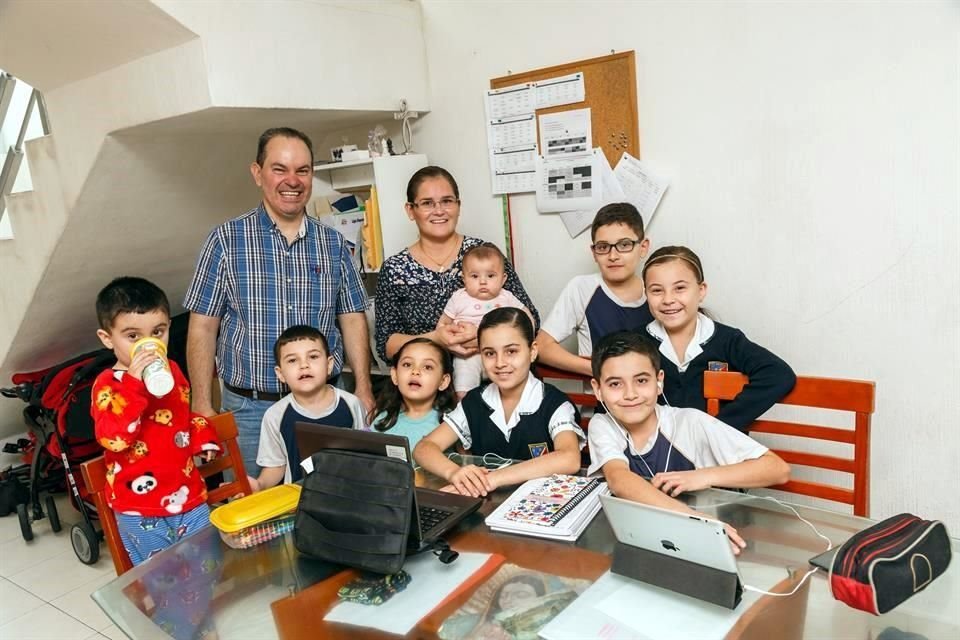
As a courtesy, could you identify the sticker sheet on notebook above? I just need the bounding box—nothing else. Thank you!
[504,475,597,527]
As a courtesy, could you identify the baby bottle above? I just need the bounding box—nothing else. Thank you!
[130,338,175,397]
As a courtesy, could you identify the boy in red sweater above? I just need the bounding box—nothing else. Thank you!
[91,277,220,565]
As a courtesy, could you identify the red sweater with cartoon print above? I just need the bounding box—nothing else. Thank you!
[91,361,219,517]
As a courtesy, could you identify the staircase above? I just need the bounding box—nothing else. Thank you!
[0,0,429,435]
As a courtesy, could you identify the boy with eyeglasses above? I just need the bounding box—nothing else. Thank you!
[536,202,653,376]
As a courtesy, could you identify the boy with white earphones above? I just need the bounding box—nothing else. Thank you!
[587,331,790,551]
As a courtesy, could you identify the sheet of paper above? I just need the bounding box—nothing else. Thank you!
[485,82,535,119]
[490,143,537,194]
[560,150,624,238]
[558,210,593,238]
[485,82,538,194]
[613,152,669,228]
[324,552,491,636]
[541,564,788,640]
[539,108,592,158]
[487,113,537,149]
[596,561,788,640]
[536,72,585,109]
[539,572,648,640]
[316,210,365,246]
[536,147,602,213]
[299,456,314,475]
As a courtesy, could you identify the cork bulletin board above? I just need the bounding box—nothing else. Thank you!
[489,51,639,256]
[489,50,640,171]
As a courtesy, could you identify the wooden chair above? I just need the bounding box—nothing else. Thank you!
[536,363,599,466]
[535,363,598,430]
[80,412,253,575]
[703,371,875,516]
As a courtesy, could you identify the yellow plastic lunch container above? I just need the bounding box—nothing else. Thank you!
[210,484,301,548]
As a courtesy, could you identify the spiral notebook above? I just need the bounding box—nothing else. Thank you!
[485,475,609,542]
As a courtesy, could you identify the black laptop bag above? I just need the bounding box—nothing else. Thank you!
[294,449,413,574]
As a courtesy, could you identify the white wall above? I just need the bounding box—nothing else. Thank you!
[155,0,429,112]
[417,1,960,528]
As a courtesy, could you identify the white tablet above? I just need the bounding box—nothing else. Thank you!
[601,494,738,574]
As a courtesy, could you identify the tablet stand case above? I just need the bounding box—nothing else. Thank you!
[611,541,743,609]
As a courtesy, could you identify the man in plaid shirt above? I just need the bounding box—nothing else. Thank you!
[184,127,374,474]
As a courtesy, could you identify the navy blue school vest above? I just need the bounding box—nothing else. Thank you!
[585,288,653,346]
[279,398,355,482]
[460,383,578,460]
[625,430,695,478]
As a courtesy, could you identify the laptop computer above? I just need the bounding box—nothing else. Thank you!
[601,494,739,574]
[809,547,837,572]
[294,423,483,550]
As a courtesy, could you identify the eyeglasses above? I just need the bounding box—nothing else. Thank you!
[411,197,460,211]
[591,238,641,255]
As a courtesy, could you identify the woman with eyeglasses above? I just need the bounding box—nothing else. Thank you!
[374,166,539,364]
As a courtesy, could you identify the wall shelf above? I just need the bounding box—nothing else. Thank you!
[313,158,375,171]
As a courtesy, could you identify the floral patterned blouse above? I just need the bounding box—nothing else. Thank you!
[374,236,539,361]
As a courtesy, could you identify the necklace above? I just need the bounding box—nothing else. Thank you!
[417,235,460,271]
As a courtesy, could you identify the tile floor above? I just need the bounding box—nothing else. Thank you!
[1,455,126,639]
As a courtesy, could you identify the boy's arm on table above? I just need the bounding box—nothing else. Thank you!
[535,330,592,377]
[486,431,581,489]
[605,460,747,553]
[604,460,690,512]
[250,410,288,491]
[651,451,790,496]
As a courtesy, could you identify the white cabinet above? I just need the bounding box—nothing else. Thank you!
[312,154,428,266]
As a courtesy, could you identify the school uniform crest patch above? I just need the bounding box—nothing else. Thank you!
[528,442,548,458]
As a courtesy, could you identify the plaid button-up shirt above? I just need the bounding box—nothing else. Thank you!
[184,204,367,393]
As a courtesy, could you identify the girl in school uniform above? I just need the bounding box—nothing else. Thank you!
[370,338,458,451]
[413,307,584,497]
[640,246,796,432]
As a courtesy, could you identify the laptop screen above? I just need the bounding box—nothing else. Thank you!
[294,423,414,471]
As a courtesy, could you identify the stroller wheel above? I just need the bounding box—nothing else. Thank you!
[45,495,62,532]
[71,523,100,565]
[16,503,34,541]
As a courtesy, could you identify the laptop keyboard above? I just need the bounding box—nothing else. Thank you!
[418,505,454,533]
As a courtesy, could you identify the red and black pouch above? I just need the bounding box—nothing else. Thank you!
[829,513,952,615]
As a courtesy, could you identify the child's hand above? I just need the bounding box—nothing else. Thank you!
[651,469,713,497]
[691,510,746,555]
[127,348,159,381]
[199,450,217,463]
[447,464,492,498]
[724,522,747,555]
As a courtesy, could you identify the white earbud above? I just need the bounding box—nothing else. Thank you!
[657,381,664,393]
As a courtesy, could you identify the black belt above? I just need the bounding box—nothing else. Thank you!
[224,384,284,402]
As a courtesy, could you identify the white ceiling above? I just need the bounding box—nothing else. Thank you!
[0,0,196,91]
